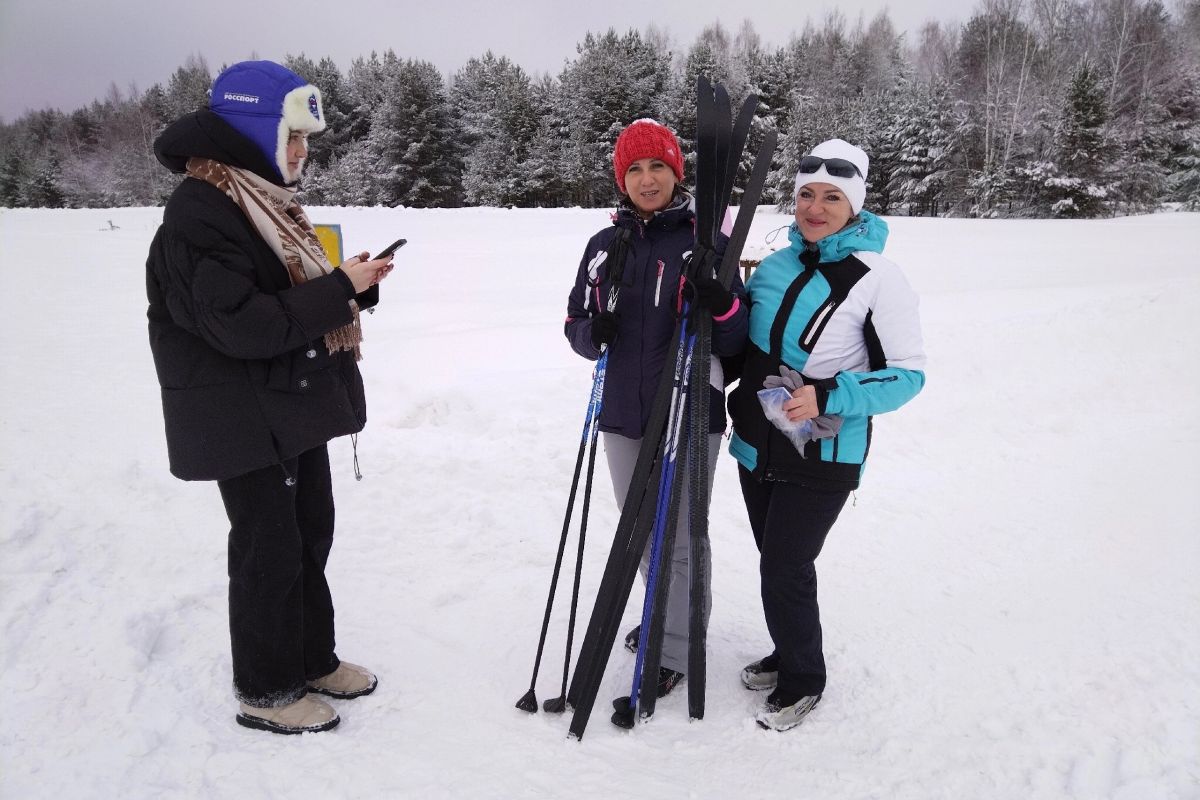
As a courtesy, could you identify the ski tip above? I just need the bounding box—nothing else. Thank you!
[515,690,539,714]
[542,696,568,714]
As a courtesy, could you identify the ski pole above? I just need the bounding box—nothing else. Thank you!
[542,353,607,713]
[516,353,606,713]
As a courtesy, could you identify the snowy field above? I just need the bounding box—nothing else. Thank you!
[1,204,1198,800]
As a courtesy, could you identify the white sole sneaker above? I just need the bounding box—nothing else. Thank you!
[740,658,778,691]
[755,694,821,732]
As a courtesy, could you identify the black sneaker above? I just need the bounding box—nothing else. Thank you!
[609,668,684,708]
[656,667,684,697]
[624,625,640,653]
[610,667,686,727]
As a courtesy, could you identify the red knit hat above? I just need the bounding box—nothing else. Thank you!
[613,119,685,192]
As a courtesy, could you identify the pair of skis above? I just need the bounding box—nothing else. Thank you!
[564,78,778,739]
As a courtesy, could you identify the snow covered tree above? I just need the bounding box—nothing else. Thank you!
[0,153,25,207]
[557,29,671,206]
[1164,69,1200,208]
[519,75,572,207]
[954,2,1039,215]
[1039,62,1116,217]
[843,11,906,99]
[362,53,463,207]
[452,53,537,206]
[24,156,66,207]
[299,140,380,206]
[913,20,959,86]
[284,54,354,169]
[663,21,736,154]
[743,45,793,206]
[164,55,212,120]
[882,79,959,216]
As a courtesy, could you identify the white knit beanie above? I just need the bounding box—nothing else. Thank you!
[794,138,869,214]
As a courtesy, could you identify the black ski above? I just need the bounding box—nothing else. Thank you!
[684,122,778,721]
[566,333,678,737]
[631,77,737,724]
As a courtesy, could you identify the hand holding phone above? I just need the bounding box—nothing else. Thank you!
[344,250,397,294]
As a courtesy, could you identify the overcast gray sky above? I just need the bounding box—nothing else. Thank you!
[0,0,955,118]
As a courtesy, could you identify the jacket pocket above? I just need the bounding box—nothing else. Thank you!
[266,342,336,394]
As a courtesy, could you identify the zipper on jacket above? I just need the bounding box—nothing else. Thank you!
[654,260,665,307]
[799,299,838,353]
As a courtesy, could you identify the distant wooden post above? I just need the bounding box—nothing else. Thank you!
[739,241,776,285]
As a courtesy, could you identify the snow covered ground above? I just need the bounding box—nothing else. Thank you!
[1,204,1197,799]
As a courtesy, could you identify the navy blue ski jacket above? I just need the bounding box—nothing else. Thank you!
[565,194,749,438]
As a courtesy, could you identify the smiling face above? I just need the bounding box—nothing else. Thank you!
[795,182,854,242]
[285,130,309,181]
[623,157,678,218]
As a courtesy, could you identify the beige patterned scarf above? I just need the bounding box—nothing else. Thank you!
[186,157,362,360]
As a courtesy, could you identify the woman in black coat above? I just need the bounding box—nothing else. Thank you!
[146,60,393,734]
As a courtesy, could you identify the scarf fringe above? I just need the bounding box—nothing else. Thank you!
[326,301,363,361]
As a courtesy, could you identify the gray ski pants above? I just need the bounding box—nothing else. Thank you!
[603,431,722,673]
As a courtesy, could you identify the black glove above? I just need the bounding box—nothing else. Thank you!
[690,273,735,317]
[590,311,619,350]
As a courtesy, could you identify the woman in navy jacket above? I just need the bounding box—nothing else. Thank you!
[565,119,749,701]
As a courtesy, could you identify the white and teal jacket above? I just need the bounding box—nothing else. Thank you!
[728,211,926,489]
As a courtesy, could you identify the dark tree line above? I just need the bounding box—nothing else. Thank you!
[1,0,1197,217]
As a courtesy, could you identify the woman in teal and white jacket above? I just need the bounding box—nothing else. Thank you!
[727,138,926,732]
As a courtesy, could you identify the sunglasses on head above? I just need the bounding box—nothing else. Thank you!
[798,155,862,179]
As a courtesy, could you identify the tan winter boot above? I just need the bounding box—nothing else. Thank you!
[236,695,339,735]
[308,661,378,699]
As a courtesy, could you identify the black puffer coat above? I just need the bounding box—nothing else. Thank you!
[146,110,366,481]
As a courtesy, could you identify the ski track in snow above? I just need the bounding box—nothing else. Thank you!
[1,206,1197,799]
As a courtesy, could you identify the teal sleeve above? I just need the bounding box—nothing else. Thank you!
[823,367,925,417]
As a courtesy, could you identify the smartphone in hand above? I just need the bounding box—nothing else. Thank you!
[357,238,404,312]
[372,238,407,261]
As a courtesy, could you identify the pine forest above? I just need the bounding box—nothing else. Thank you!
[1,0,1197,217]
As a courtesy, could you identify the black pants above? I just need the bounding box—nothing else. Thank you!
[218,445,340,707]
[738,466,850,702]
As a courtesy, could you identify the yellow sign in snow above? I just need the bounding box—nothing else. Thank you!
[314,224,343,265]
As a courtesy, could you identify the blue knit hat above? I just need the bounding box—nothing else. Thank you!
[210,60,325,182]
